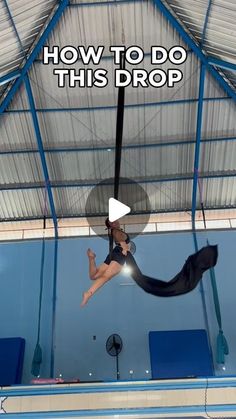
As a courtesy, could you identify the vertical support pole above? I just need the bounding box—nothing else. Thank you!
[191,64,213,365]
[24,74,58,234]
[51,237,59,378]
[192,64,206,230]
[24,73,58,377]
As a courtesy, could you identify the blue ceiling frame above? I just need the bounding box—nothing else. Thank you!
[0,70,21,87]
[69,0,143,6]
[208,57,236,73]
[192,0,211,231]
[200,0,212,48]
[2,204,236,223]
[3,95,230,114]
[0,0,69,113]
[1,170,236,191]
[1,135,236,157]
[152,0,236,102]
[191,64,206,230]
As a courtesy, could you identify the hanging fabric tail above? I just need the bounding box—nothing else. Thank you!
[109,51,126,256]
[198,179,229,364]
[31,193,47,376]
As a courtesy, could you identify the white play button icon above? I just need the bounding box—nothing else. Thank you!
[109,198,131,222]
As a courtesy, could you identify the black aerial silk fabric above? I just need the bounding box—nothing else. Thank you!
[126,245,218,297]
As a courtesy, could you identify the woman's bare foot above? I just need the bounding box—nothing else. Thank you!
[87,248,96,259]
[81,291,93,307]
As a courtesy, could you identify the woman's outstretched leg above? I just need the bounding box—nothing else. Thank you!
[87,248,97,279]
[81,261,122,307]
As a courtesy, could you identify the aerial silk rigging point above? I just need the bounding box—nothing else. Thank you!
[126,245,218,297]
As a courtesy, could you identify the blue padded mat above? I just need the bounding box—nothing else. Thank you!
[149,329,213,379]
[0,337,25,385]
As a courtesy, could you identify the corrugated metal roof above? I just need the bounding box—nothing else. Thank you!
[1,110,37,149]
[53,179,193,217]
[0,188,47,219]
[203,176,236,208]
[0,0,57,93]
[0,153,43,184]
[45,1,188,55]
[166,0,236,89]
[0,0,236,222]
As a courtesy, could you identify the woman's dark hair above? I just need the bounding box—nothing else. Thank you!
[105,217,113,257]
[105,217,111,229]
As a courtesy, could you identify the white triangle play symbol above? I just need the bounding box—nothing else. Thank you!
[109,198,131,222]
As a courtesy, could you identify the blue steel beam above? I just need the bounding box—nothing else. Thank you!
[192,64,206,229]
[24,74,58,235]
[3,0,24,51]
[51,237,58,378]
[2,170,236,191]
[200,0,213,48]
[0,0,69,114]
[34,49,194,64]
[0,70,21,86]
[208,57,236,73]
[2,204,236,223]
[70,0,143,6]
[152,0,236,102]
[4,96,230,114]
[1,135,236,156]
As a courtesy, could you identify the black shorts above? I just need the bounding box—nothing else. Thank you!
[104,246,128,266]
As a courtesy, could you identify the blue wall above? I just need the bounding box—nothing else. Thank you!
[0,240,54,383]
[0,230,235,383]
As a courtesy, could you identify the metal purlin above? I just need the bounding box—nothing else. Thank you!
[200,0,213,49]
[0,70,21,87]
[2,96,231,114]
[0,133,236,157]
[208,57,236,73]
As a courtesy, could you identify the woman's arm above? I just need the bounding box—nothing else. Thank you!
[112,228,128,243]
[119,241,131,255]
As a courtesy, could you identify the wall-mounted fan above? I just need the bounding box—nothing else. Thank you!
[106,334,123,380]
